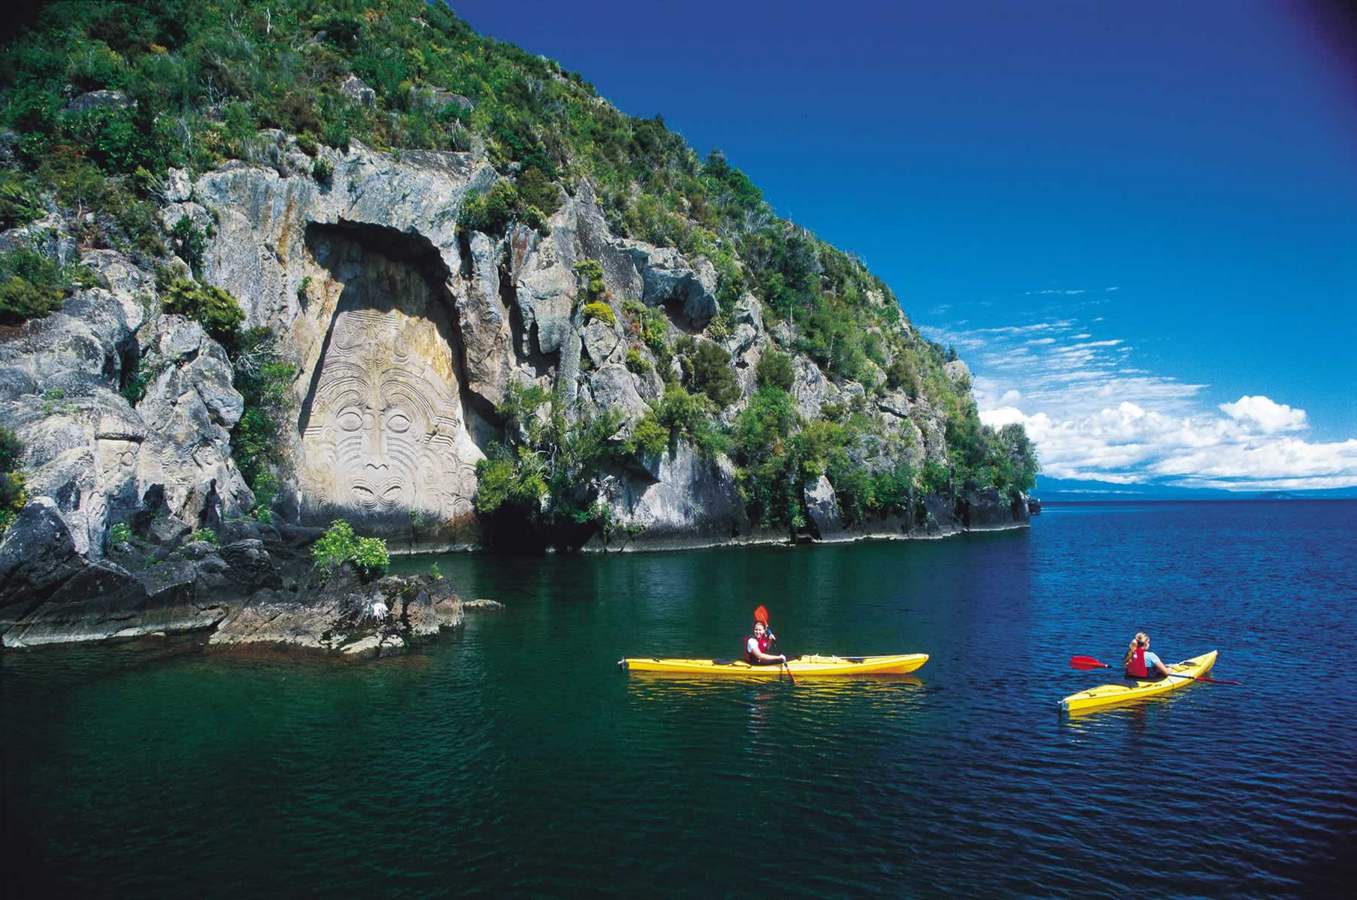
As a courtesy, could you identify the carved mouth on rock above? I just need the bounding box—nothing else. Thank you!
[350,479,406,510]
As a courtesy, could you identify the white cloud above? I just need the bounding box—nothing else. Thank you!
[1219,395,1307,433]
[929,313,1355,492]
[980,397,1356,491]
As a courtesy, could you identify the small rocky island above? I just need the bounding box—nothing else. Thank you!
[0,0,1036,653]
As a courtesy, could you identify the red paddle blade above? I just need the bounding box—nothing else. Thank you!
[1070,655,1111,670]
[1199,675,1243,686]
[753,605,769,625]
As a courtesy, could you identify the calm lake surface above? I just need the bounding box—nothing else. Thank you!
[3,501,1355,896]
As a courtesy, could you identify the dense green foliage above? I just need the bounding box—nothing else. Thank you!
[229,328,296,518]
[756,350,795,391]
[0,245,94,324]
[474,382,630,549]
[581,301,615,327]
[108,521,132,548]
[312,518,390,580]
[684,339,740,408]
[160,277,244,345]
[0,425,24,532]
[459,179,542,234]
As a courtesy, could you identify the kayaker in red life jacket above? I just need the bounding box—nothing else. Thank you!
[1123,631,1171,680]
[745,620,787,666]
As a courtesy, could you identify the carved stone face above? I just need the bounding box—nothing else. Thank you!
[301,308,478,525]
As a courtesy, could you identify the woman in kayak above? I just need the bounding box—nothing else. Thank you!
[746,620,788,667]
[1123,632,1171,680]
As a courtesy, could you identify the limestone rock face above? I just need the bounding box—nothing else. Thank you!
[586,364,648,430]
[455,231,514,409]
[0,498,229,648]
[0,264,250,559]
[339,75,377,107]
[512,209,578,357]
[599,443,747,548]
[804,475,843,539]
[136,315,253,527]
[791,357,837,420]
[622,243,719,329]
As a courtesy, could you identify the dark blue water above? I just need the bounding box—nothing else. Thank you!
[3,501,1355,895]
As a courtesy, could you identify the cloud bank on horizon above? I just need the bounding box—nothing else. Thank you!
[923,312,1357,492]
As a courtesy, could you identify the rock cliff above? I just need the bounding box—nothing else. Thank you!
[0,1,1033,648]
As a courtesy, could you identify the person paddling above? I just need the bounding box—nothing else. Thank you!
[746,606,788,666]
[1123,631,1171,681]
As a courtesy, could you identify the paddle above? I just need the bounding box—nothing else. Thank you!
[1070,655,1242,685]
[753,605,795,684]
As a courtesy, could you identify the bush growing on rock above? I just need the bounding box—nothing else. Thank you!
[687,340,740,408]
[624,347,651,375]
[312,519,391,580]
[459,179,542,235]
[581,301,615,327]
[161,278,245,346]
[350,536,391,580]
[169,214,207,275]
[0,171,44,230]
[573,258,606,303]
[313,520,358,569]
[637,383,725,458]
[229,328,296,513]
[108,521,132,549]
[0,426,25,532]
[0,247,93,325]
[756,350,795,391]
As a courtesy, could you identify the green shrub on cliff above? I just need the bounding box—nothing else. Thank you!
[0,426,24,532]
[161,278,245,346]
[0,246,94,325]
[0,171,44,230]
[475,387,632,549]
[574,259,606,303]
[459,180,543,235]
[313,520,357,569]
[229,328,296,519]
[686,340,740,409]
[756,350,795,391]
[350,536,390,580]
[581,301,615,327]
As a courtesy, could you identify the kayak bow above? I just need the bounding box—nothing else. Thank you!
[619,653,928,677]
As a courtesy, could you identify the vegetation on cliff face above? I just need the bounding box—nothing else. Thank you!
[0,425,24,532]
[0,0,1037,542]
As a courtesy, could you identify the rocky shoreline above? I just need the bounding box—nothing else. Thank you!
[0,498,469,654]
[0,486,1021,653]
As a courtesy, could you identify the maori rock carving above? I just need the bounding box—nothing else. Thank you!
[300,306,481,537]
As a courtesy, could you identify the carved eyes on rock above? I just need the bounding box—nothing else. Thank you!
[336,409,413,434]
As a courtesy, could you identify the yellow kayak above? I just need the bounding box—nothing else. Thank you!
[619,653,928,677]
[1059,650,1218,714]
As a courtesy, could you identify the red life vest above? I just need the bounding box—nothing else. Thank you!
[745,633,772,663]
[1125,644,1148,678]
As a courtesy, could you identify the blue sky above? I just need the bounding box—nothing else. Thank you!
[450,0,1357,490]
